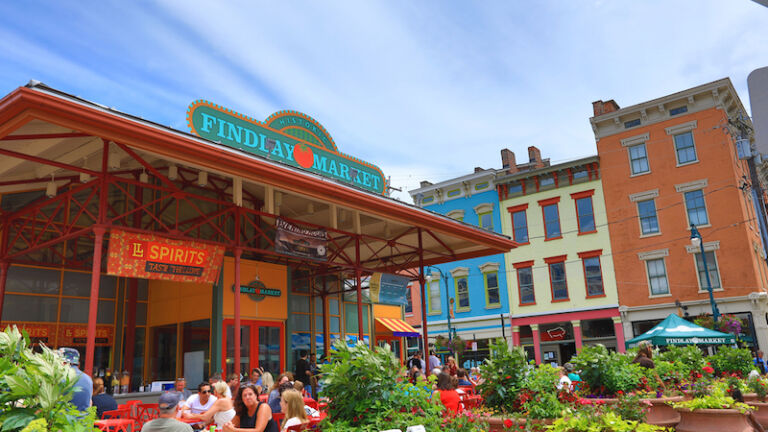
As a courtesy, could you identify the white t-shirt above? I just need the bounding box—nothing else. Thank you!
[282,417,304,431]
[557,375,572,391]
[185,394,218,414]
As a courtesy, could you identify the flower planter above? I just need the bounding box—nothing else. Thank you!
[674,408,753,432]
[642,396,684,427]
[747,401,768,428]
[485,416,553,432]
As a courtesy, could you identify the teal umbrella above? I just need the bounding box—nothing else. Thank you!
[625,313,735,348]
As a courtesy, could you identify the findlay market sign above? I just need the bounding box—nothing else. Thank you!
[187,101,387,194]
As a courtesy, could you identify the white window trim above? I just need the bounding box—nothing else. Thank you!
[629,189,660,202]
[636,199,661,237]
[671,128,699,166]
[680,187,710,229]
[690,249,724,293]
[627,143,651,176]
[675,179,708,193]
[479,262,501,273]
[685,240,720,254]
[621,132,650,147]
[450,267,469,278]
[473,203,494,214]
[427,277,442,315]
[638,248,669,261]
[665,120,697,135]
[446,209,465,220]
[644,257,671,297]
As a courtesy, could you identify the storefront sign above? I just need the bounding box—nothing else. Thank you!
[107,229,225,283]
[368,273,410,306]
[58,325,113,346]
[541,326,567,341]
[275,218,328,261]
[232,278,281,302]
[1,323,56,345]
[187,101,387,194]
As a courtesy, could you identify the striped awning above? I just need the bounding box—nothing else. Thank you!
[375,317,420,337]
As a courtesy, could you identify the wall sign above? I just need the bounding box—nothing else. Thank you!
[275,218,328,261]
[58,325,113,346]
[368,273,410,306]
[232,278,281,302]
[107,229,225,283]
[187,101,387,194]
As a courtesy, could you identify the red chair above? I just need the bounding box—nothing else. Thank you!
[286,422,311,431]
[101,407,131,420]
[303,397,319,410]
[94,419,133,432]
[457,385,476,395]
[135,403,160,427]
[272,412,285,424]
[258,394,269,403]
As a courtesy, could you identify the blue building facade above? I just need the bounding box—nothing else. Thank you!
[409,168,510,368]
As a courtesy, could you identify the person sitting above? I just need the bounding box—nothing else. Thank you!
[181,382,218,419]
[433,372,460,415]
[445,357,458,376]
[227,374,241,399]
[174,377,192,403]
[564,363,581,382]
[210,374,233,399]
[269,382,295,414]
[141,392,193,432]
[222,384,278,432]
[260,372,274,396]
[267,374,292,408]
[184,381,236,427]
[754,351,768,375]
[92,377,117,419]
[557,367,572,391]
[456,369,473,387]
[279,389,309,431]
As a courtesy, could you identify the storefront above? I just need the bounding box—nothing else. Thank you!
[0,82,515,389]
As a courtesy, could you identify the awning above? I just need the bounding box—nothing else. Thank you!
[375,317,420,337]
[625,314,735,348]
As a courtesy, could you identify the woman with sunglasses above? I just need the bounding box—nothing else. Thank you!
[223,384,278,432]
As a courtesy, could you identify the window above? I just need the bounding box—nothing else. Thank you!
[646,258,670,296]
[579,251,604,297]
[540,176,555,188]
[629,144,650,175]
[422,196,434,204]
[508,204,529,243]
[546,258,568,301]
[624,118,641,128]
[539,198,561,240]
[637,199,659,235]
[428,279,441,313]
[684,190,708,226]
[515,263,535,305]
[670,106,688,116]
[674,131,697,165]
[479,212,493,230]
[573,169,589,181]
[455,276,469,310]
[485,272,500,307]
[695,251,722,291]
[573,191,596,234]
[447,189,461,198]
[405,284,413,314]
[509,183,523,195]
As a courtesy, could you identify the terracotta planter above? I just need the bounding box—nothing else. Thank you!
[485,416,553,432]
[675,408,753,432]
[748,401,768,427]
[642,396,684,427]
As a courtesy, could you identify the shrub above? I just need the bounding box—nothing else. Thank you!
[570,344,642,396]
[513,364,571,419]
[547,411,665,432]
[709,346,752,376]
[476,339,529,414]
[657,345,706,374]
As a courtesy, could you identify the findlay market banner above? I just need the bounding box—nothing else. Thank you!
[275,218,328,261]
[107,229,225,283]
[187,101,388,194]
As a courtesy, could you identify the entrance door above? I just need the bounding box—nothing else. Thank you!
[223,320,285,377]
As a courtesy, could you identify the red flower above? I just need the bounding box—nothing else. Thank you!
[503,418,514,428]
[703,366,714,374]
[506,375,511,379]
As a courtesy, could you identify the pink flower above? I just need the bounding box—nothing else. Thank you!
[503,418,514,428]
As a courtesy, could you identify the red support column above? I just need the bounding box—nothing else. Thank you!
[355,237,364,341]
[234,247,242,375]
[613,317,626,353]
[322,293,329,355]
[123,279,137,375]
[511,325,521,346]
[531,324,542,364]
[572,320,583,352]
[0,261,9,323]
[417,228,430,376]
[85,226,106,376]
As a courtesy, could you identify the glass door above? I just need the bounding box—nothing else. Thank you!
[258,326,281,375]
[223,320,284,378]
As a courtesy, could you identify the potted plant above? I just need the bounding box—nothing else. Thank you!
[708,345,753,377]
[671,381,755,432]
[546,409,666,432]
[569,344,642,399]
[476,339,529,416]
[744,375,768,427]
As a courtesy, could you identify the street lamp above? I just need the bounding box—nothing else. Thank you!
[425,266,454,341]
[690,224,721,324]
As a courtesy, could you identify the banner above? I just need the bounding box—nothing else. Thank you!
[274,218,328,261]
[58,325,113,346]
[0,323,56,345]
[368,273,410,306]
[107,229,225,283]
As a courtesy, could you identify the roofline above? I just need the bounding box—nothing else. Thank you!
[495,155,599,184]
[0,84,516,253]
[408,168,496,196]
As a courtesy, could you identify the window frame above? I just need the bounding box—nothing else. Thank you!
[454,276,470,312]
[545,255,569,302]
[483,271,501,308]
[404,283,413,315]
[478,211,494,231]
[683,189,709,227]
[571,190,596,235]
[673,131,698,166]
[427,277,441,315]
[644,257,671,297]
[578,250,605,298]
[507,203,529,244]
[538,197,562,241]
[627,143,650,176]
[692,250,723,293]
[514,260,536,306]
[637,198,660,236]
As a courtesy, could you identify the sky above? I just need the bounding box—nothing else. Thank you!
[0,1,766,202]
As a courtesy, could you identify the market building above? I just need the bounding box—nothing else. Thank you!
[408,167,511,368]
[591,78,768,350]
[0,82,515,389]
[495,148,623,365]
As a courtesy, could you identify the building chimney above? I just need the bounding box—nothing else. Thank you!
[500,148,518,174]
[474,167,484,173]
[420,180,432,187]
[528,146,545,168]
[592,99,621,117]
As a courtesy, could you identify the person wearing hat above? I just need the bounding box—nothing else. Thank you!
[141,392,193,432]
[58,347,93,413]
[564,363,581,382]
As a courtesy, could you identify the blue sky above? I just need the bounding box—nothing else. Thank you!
[1,1,766,201]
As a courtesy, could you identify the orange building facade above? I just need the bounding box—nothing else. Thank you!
[591,78,768,350]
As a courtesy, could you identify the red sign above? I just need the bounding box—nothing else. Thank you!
[540,327,567,342]
[58,325,113,346]
[0,323,56,345]
[107,229,225,283]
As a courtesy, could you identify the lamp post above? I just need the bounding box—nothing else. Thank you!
[426,266,454,341]
[690,224,721,324]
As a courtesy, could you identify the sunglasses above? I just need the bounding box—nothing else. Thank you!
[200,390,211,394]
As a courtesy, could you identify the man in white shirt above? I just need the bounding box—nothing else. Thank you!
[182,382,217,417]
[428,350,441,371]
[557,367,572,391]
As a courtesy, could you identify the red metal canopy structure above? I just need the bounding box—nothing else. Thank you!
[0,82,517,376]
